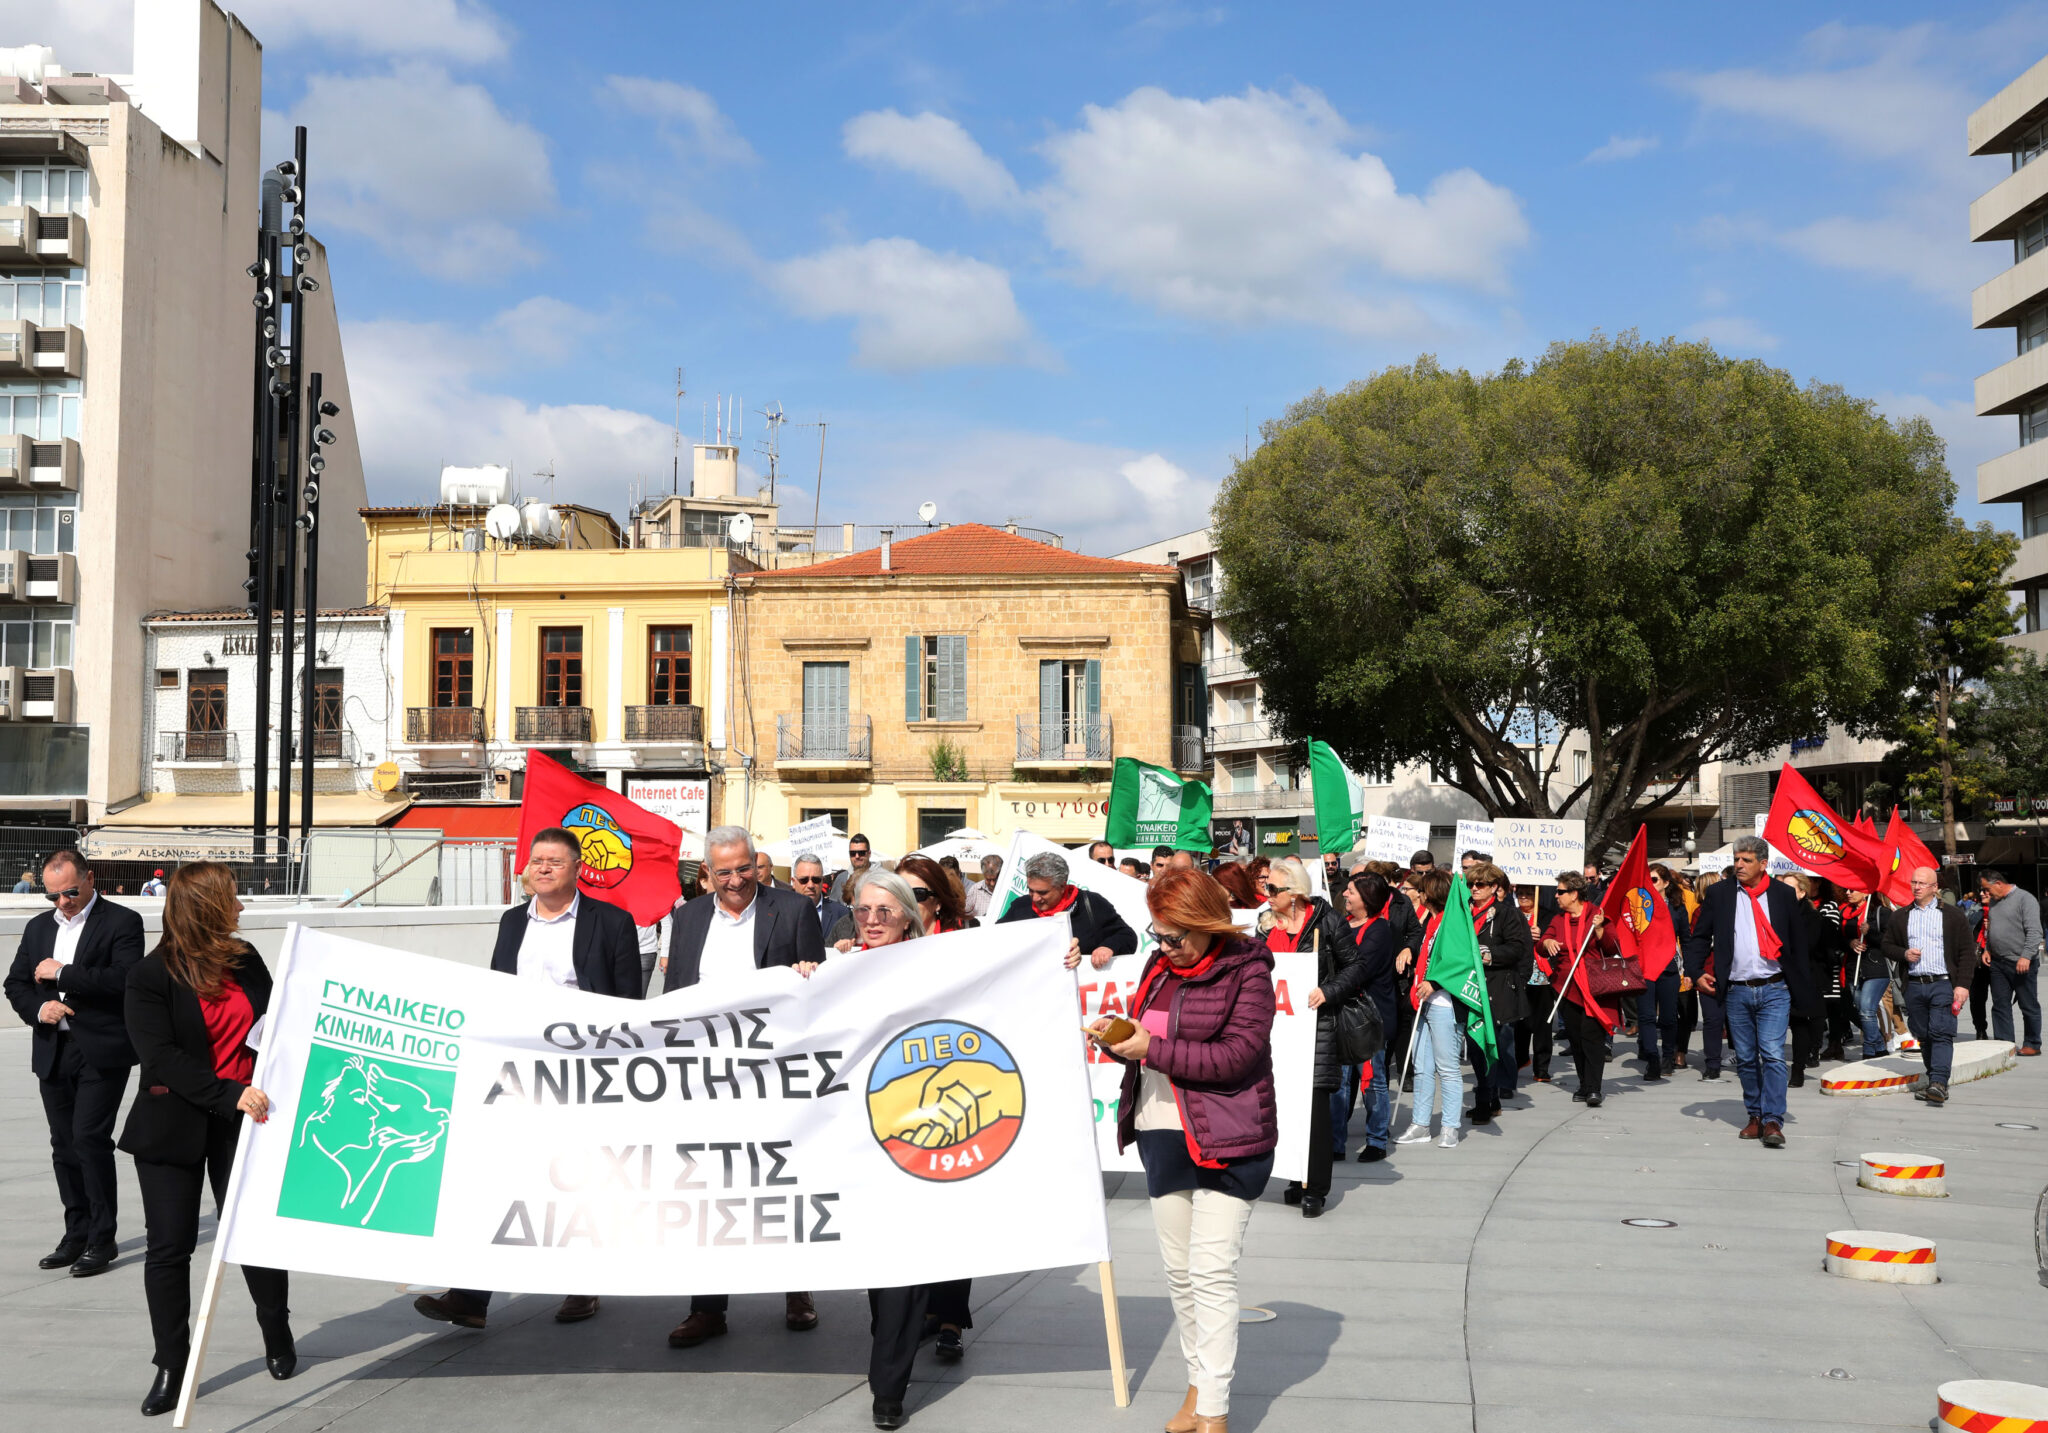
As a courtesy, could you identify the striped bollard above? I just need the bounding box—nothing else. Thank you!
[1822,1229,1937,1284]
[1857,1152,1947,1198]
[1936,1380,2048,1431]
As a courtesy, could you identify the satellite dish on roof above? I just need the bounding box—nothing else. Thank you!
[918,501,938,524]
[485,504,522,540]
[728,512,755,545]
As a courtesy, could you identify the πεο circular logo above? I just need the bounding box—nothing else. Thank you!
[868,1020,1024,1182]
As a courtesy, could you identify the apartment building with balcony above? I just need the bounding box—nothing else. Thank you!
[1971,56,2048,656]
[732,524,1203,854]
[0,1,367,823]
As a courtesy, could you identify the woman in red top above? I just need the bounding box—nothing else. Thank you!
[118,862,293,1417]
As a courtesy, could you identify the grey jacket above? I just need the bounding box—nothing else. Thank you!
[1984,887,2045,966]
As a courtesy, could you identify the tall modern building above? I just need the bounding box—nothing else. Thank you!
[0,0,365,828]
[1971,57,2048,656]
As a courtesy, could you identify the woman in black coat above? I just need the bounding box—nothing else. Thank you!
[1258,858,1363,1218]
[119,862,294,1417]
[1467,861,1533,1123]
[1341,871,1401,1163]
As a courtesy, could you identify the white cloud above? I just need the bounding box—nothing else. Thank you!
[1034,85,1527,333]
[0,0,130,71]
[285,63,553,281]
[1682,315,1779,352]
[0,0,511,68]
[605,76,754,165]
[843,109,1022,211]
[1583,134,1659,163]
[345,304,669,513]
[769,238,1043,371]
[1776,214,1995,297]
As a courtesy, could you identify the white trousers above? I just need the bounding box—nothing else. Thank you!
[1149,1187,1254,1417]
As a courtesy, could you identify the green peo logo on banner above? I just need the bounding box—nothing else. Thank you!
[276,983,462,1237]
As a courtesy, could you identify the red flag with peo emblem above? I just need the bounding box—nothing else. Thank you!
[1764,764,1884,891]
[1599,827,1678,981]
[1877,806,1938,907]
[517,749,682,925]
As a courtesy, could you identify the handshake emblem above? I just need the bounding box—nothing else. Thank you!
[867,1021,1027,1183]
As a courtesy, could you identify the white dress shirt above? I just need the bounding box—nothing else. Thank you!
[1729,883,1779,982]
[700,889,759,985]
[1907,900,1948,976]
[964,881,994,921]
[50,891,95,1028]
[517,893,581,988]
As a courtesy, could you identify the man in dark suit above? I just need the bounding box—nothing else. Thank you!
[789,853,850,944]
[665,825,827,1349]
[997,849,1139,970]
[3,848,145,1274]
[415,826,641,1331]
[1684,837,1815,1148]
[1879,866,1977,1105]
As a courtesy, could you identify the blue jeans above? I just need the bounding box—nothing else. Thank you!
[1856,976,1892,1059]
[1329,1064,1359,1155]
[1407,997,1462,1131]
[1902,976,1956,1085]
[1990,960,2042,1047]
[1725,978,1791,1124]
[1362,1055,1390,1150]
[1636,965,1680,1069]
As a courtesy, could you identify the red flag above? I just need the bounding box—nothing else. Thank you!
[517,750,682,925]
[1600,827,1678,982]
[1764,764,1884,890]
[1878,806,1938,907]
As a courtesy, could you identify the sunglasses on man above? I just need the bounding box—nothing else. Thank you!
[792,875,827,887]
[43,887,83,902]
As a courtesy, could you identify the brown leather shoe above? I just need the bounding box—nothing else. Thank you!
[1193,1415,1227,1433]
[414,1291,488,1328]
[1760,1122,1785,1148]
[667,1311,727,1347]
[785,1292,818,1331]
[1166,1384,1198,1433]
[1738,1117,1761,1139]
[2019,1045,2041,1056]
[554,1295,599,1323]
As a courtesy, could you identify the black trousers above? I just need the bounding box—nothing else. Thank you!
[1696,989,1726,1074]
[1674,987,1698,1059]
[134,1113,288,1371]
[41,1038,129,1247]
[1790,1012,1821,1071]
[1292,1086,1335,1198]
[1969,959,1992,1037]
[1559,999,1609,1097]
[1519,985,1558,1078]
[869,1284,931,1402]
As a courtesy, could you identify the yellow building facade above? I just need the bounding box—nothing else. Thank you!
[733,524,1207,855]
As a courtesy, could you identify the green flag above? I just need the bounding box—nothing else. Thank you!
[1429,873,1499,1064]
[1105,757,1213,850]
[1307,739,1365,856]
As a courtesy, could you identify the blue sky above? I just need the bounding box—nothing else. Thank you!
[13,0,2047,552]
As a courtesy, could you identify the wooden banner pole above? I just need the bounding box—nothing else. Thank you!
[1098,1258,1131,1408]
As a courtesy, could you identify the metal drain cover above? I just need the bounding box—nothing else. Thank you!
[1623,1218,1677,1228]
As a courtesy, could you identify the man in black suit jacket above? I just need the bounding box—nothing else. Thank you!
[665,825,827,1350]
[1683,838,1814,1147]
[3,849,145,1274]
[415,826,641,1332]
[789,853,851,945]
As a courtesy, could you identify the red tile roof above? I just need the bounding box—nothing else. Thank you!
[754,523,1178,579]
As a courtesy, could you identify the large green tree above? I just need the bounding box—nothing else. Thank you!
[1213,332,1957,852]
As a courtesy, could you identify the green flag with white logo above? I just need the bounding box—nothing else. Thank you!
[1429,873,1499,1064]
[1104,757,1212,851]
[1307,739,1365,856]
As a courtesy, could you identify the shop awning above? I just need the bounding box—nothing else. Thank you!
[392,802,522,838]
[94,792,413,832]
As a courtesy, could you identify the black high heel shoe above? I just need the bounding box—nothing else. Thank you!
[261,1317,298,1380]
[140,1366,182,1417]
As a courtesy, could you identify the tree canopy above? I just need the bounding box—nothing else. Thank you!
[1212,332,1960,851]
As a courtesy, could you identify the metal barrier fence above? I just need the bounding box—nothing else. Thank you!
[299,829,518,907]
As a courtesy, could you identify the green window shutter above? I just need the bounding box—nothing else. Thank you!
[1085,659,1104,759]
[1039,659,1062,753]
[939,635,967,722]
[905,634,921,723]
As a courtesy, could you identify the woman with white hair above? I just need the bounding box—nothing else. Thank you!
[1257,857,1363,1217]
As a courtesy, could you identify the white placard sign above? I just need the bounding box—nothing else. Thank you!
[1361,815,1433,865]
[220,921,1110,1296]
[786,815,838,863]
[1454,819,1496,860]
[1494,817,1585,888]
[1752,814,1801,875]
[626,777,709,858]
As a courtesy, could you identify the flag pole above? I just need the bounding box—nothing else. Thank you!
[1097,1259,1131,1407]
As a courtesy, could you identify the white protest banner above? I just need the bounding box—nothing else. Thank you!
[989,829,1312,1180]
[626,777,709,858]
[1361,815,1432,865]
[219,920,1109,1297]
[1494,817,1585,888]
[1455,819,1496,860]
[786,815,839,864]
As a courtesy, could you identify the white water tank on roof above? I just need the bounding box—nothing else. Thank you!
[440,464,511,507]
[521,502,561,543]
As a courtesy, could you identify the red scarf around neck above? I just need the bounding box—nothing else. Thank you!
[1739,880,1782,963]
[1033,885,1080,918]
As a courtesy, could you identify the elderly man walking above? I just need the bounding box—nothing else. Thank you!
[1881,867,1976,1105]
[1979,868,2042,1057]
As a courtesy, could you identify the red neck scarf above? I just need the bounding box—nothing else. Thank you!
[1739,879,1782,963]
[1133,945,1221,1019]
[1471,895,1495,934]
[1033,885,1080,918]
[1411,913,1442,1007]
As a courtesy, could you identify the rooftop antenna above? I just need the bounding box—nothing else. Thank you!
[757,400,786,504]
[534,461,555,506]
[800,418,829,551]
[672,366,685,496]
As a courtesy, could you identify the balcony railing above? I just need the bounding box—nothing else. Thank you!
[777,712,872,762]
[1636,779,1718,807]
[1206,653,1251,682]
[1172,724,1207,773]
[405,706,486,744]
[624,703,705,743]
[293,729,357,763]
[1015,713,1114,764]
[517,706,594,743]
[158,730,237,762]
[1214,787,1313,813]
[1209,720,1275,748]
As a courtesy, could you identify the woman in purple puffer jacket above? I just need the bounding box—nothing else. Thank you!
[1090,868,1277,1433]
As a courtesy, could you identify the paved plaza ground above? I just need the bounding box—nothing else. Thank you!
[5,1019,2045,1432]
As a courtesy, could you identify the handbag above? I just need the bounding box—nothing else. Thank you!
[1582,952,1645,998]
[1305,921,1385,1064]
